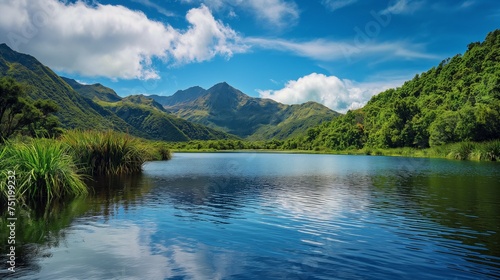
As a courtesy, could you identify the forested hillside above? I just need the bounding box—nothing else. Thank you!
[288,30,500,150]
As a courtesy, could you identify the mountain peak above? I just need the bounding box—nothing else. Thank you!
[210,81,232,90]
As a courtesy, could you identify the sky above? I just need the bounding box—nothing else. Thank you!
[0,0,499,113]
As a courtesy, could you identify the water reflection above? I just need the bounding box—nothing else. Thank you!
[0,174,152,279]
[2,153,500,279]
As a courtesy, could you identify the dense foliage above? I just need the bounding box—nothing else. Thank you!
[0,77,62,142]
[291,30,500,150]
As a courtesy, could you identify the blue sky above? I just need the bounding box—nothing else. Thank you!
[0,0,499,112]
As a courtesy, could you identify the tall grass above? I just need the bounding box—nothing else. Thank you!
[62,130,148,175]
[450,142,476,160]
[0,130,172,202]
[480,140,500,161]
[0,139,87,201]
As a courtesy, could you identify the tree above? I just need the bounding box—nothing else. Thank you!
[0,77,62,142]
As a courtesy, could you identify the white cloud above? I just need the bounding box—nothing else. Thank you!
[131,0,176,17]
[244,0,299,28]
[182,0,299,28]
[0,0,244,79]
[258,73,403,113]
[170,5,246,64]
[381,0,423,15]
[321,0,358,11]
[246,37,438,62]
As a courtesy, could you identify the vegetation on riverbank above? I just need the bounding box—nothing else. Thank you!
[0,130,171,202]
[164,139,500,162]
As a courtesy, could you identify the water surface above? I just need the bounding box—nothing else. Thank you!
[2,153,500,279]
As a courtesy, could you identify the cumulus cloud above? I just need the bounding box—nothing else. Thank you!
[321,0,358,11]
[258,73,402,113]
[170,5,246,64]
[0,0,244,79]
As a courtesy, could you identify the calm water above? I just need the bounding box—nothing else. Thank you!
[2,153,500,279]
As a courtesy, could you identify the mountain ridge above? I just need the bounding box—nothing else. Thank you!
[150,82,340,139]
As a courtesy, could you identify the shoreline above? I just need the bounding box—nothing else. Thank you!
[169,143,500,162]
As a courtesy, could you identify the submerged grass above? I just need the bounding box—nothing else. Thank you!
[0,138,88,202]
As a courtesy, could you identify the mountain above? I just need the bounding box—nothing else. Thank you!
[61,77,121,102]
[149,86,206,107]
[291,29,500,150]
[0,43,138,133]
[0,44,233,142]
[151,82,339,139]
[94,93,234,142]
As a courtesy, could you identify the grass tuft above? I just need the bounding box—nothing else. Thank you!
[450,142,476,160]
[62,130,148,175]
[1,139,87,201]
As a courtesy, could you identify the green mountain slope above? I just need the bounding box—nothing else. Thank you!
[95,94,236,141]
[294,30,500,150]
[150,86,206,107]
[0,43,137,133]
[0,44,233,142]
[151,82,339,139]
[61,77,122,102]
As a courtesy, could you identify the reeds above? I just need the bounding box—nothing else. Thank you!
[479,140,500,161]
[62,130,148,175]
[0,139,87,201]
[0,130,172,202]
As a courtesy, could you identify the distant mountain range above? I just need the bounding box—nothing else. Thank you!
[150,82,339,139]
[0,43,337,141]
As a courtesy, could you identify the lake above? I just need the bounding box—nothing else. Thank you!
[2,153,500,279]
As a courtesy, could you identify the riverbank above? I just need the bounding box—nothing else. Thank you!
[169,140,500,162]
[0,130,172,202]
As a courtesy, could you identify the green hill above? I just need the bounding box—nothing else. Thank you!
[292,30,500,150]
[151,82,339,140]
[61,77,122,102]
[0,44,234,142]
[0,43,136,133]
[95,94,235,142]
